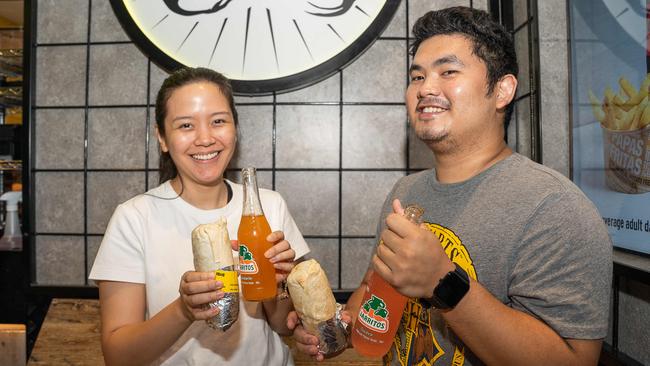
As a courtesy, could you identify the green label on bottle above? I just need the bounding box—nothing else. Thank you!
[358,295,389,333]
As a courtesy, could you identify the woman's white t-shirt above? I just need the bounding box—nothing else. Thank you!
[89,180,310,365]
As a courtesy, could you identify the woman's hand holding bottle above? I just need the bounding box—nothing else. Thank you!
[264,231,297,284]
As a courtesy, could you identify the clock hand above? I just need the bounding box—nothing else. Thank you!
[209,18,228,66]
[327,24,345,42]
[152,14,169,30]
[178,21,199,51]
[266,9,280,72]
[242,7,251,73]
[292,19,314,61]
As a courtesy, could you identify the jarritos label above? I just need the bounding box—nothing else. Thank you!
[238,244,258,274]
[358,295,389,333]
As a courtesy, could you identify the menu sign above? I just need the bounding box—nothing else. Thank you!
[570,0,650,255]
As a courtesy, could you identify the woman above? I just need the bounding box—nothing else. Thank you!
[89,67,309,365]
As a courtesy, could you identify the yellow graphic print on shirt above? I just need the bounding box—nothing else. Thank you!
[383,223,477,366]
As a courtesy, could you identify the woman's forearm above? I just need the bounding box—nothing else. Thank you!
[102,298,192,366]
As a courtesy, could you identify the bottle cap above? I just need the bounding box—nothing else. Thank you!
[404,204,424,223]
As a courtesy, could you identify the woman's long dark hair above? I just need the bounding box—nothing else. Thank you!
[155,67,239,184]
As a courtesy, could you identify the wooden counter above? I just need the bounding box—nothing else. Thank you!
[28,299,381,366]
[28,299,103,365]
[0,324,26,365]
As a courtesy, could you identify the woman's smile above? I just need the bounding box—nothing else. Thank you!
[191,151,220,161]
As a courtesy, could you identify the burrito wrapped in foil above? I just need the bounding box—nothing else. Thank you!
[191,218,239,331]
[287,259,349,356]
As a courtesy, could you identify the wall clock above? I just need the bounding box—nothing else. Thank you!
[110,0,401,95]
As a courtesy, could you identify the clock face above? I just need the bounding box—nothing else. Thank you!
[110,0,401,94]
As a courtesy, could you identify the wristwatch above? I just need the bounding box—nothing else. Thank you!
[420,263,470,310]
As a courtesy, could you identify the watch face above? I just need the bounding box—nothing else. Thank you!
[432,264,470,309]
[110,0,401,94]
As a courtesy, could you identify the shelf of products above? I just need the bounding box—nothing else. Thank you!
[0,160,20,171]
[0,48,22,78]
[0,29,23,201]
[0,46,23,124]
[0,85,21,107]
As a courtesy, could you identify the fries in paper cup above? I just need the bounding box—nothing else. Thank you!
[590,75,650,193]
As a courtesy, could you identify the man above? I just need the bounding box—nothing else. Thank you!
[289,6,612,366]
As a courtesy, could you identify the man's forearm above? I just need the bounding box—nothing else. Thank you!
[442,281,601,366]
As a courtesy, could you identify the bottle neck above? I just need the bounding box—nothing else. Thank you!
[403,204,424,224]
[241,168,265,216]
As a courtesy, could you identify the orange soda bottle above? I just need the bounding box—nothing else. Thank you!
[351,204,424,358]
[237,167,277,301]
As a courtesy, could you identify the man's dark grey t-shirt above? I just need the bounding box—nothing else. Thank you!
[380,153,612,366]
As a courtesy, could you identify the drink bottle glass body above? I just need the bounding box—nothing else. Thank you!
[351,205,424,358]
[238,167,277,301]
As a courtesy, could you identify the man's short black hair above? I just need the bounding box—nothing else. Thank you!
[411,6,519,128]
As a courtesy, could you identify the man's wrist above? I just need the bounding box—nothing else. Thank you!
[420,263,470,310]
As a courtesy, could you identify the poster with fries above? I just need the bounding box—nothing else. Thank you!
[571,0,650,255]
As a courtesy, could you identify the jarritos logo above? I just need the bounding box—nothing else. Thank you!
[358,295,389,333]
[238,245,258,274]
